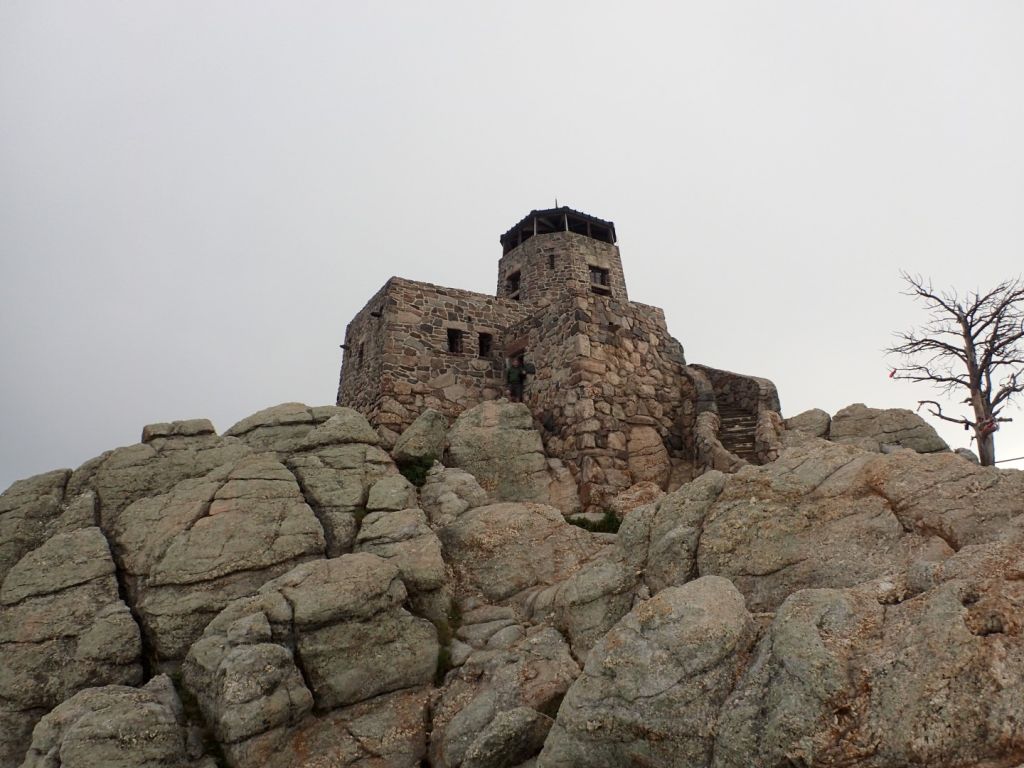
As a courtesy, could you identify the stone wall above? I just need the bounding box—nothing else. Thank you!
[497,232,629,305]
[335,281,391,419]
[337,278,528,444]
[337,225,782,509]
[692,365,781,414]
[506,291,697,507]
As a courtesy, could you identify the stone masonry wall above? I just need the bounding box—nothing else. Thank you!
[336,281,391,418]
[497,232,628,305]
[337,227,781,510]
[338,278,528,444]
[505,289,697,508]
[692,365,781,414]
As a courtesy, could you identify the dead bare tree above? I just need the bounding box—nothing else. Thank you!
[887,272,1024,466]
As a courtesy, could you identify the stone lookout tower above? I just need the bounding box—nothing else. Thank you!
[338,206,779,505]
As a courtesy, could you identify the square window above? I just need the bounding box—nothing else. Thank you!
[478,333,493,358]
[447,329,464,354]
[589,266,611,293]
[506,270,521,299]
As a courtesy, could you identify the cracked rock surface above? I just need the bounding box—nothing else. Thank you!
[109,454,326,664]
[3,400,1024,768]
[182,552,437,767]
[538,577,755,768]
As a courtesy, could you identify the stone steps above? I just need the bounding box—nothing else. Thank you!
[717,406,758,461]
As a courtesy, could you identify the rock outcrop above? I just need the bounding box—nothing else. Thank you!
[0,526,142,766]
[446,402,581,515]
[3,397,1024,768]
[19,675,207,768]
[430,625,579,768]
[109,454,325,664]
[440,502,607,603]
[182,553,437,767]
[392,408,448,466]
[829,402,950,453]
[539,577,755,767]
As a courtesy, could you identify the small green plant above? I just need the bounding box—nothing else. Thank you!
[435,645,453,686]
[569,510,621,534]
[397,455,436,487]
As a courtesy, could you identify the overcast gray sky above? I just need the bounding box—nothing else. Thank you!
[2,1,1023,491]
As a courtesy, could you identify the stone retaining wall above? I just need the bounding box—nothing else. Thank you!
[692,365,781,414]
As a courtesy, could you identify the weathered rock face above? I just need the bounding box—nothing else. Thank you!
[392,408,448,465]
[784,407,832,437]
[446,402,561,506]
[608,480,665,520]
[223,402,350,453]
[714,576,1024,767]
[109,455,325,664]
[18,675,201,768]
[4,396,1024,768]
[431,626,580,768]
[0,526,142,768]
[830,402,950,453]
[420,465,489,529]
[539,577,755,768]
[611,439,1024,614]
[626,425,671,489]
[440,502,607,604]
[0,469,72,584]
[693,444,935,612]
[65,421,253,531]
[285,411,399,556]
[356,507,449,624]
[183,554,437,767]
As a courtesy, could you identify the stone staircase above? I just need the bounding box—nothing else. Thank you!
[717,405,759,463]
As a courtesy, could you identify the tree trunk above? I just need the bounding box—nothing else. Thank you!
[977,431,996,466]
[969,389,996,466]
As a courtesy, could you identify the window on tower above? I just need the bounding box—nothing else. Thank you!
[506,270,521,300]
[589,266,611,295]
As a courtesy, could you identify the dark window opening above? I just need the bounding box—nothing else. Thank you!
[589,266,611,294]
[447,329,464,354]
[358,343,364,366]
[478,333,493,358]
[548,254,555,269]
[506,270,521,300]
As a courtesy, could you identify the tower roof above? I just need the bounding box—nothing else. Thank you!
[499,206,617,254]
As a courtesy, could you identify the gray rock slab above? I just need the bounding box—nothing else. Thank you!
[392,408,448,465]
[446,402,552,504]
[431,626,580,768]
[440,502,607,603]
[420,465,489,528]
[0,527,142,768]
[19,676,193,768]
[830,402,949,453]
[109,455,325,662]
[539,577,755,768]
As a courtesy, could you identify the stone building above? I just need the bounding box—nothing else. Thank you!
[337,207,780,506]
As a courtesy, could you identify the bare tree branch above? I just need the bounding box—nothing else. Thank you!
[888,273,1024,465]
[916,400,973,427]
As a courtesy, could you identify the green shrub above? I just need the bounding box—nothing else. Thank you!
[435,645,453,686]
[397,455,436,487]
[569,510,621,534]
